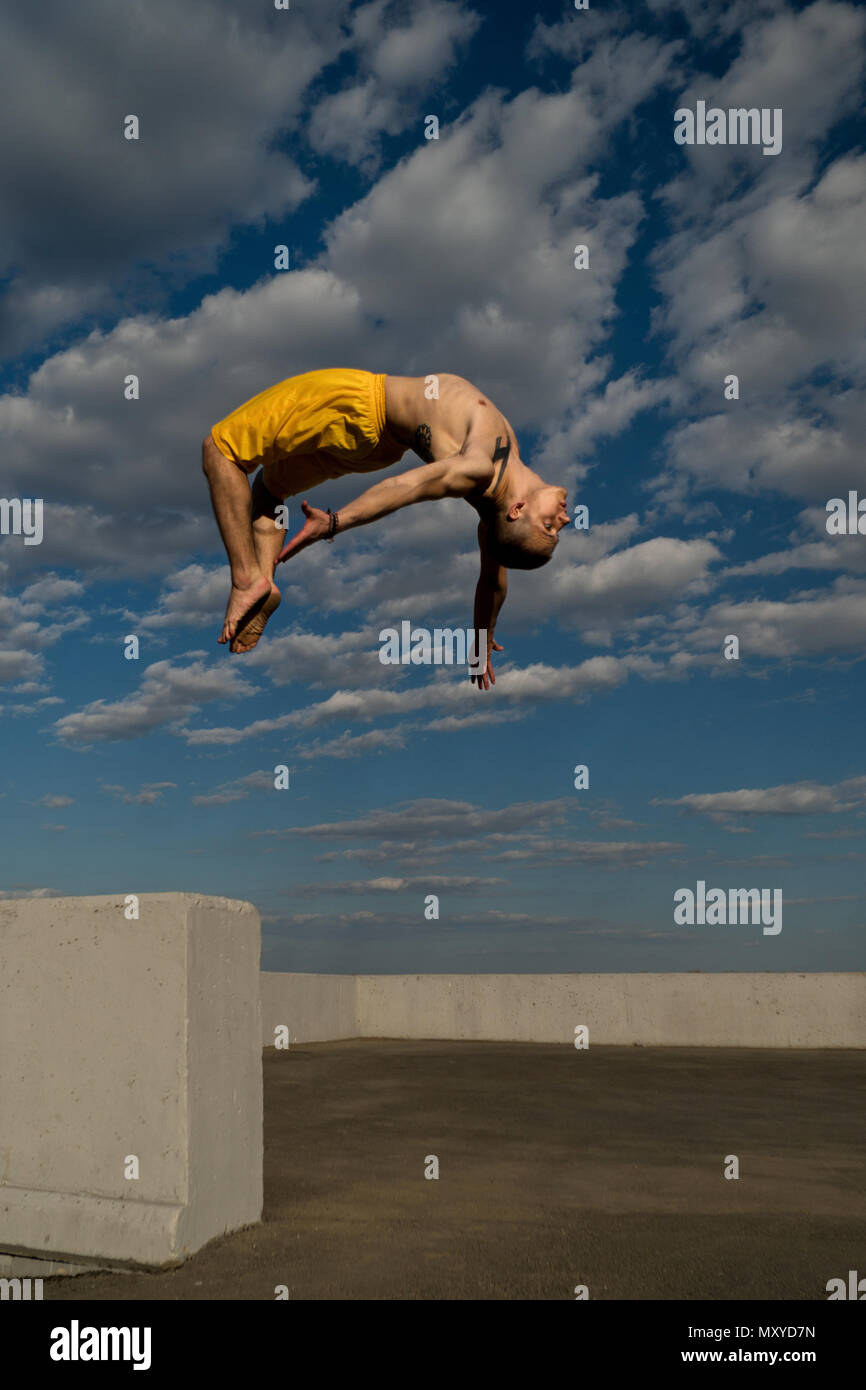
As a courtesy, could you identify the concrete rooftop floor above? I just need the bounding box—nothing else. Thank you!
[46,1039,866,1301]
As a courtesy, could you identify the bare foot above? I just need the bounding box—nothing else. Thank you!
[219,575,272,645]
[231,583,281,652]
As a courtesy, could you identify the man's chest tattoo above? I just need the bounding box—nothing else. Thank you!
[492,434,511,493]
[414,423,434,462]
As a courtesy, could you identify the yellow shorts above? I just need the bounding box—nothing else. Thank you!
[210,368,407,497]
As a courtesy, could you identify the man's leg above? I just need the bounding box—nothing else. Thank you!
[201,435,272,645]
[228,470,287,653]
[251,468,290,573]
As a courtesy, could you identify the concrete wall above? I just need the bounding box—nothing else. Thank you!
[261,971,357,1044]
[0,894,262,1269]
[263,972,866,1048]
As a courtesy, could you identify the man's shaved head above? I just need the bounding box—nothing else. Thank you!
[487,506,558,569]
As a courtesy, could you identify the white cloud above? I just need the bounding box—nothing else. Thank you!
[182,653,650,743]
[651,2,866,508]
[271,798,685,874]
[662,1,865,208]
[646,0,783,42]
[102,781,177,805]
[656,775,866,820]
[295,727,410,759]
[507,536,722,638]
[137,565,227,630]
[0,0,353,353]
[308,0,482,168]
[534,372,675,480]
[245,626,390,689]
[0,572,88,686]
[364,0,479,87]
[293,874,507,895]
[276,796,573,840]
[20,576,85,605]
[727,534,866,579]
[0,649,44,685]
[191,770,281,806]
[53,658,256,743]
[671,578,866,662]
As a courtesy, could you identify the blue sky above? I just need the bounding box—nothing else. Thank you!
[1,0,864,973]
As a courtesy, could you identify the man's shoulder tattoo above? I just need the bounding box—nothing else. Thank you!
[414,423,434,462]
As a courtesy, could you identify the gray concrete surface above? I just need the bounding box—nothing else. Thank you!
[43,1040,866,1300]
[261,971,866,1047]
[0,894,263,1269]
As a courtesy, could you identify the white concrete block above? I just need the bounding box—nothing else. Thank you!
[0,894,262,1268]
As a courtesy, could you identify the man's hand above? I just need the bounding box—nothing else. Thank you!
[277,501,330,563]
[471,638,503,692]
[472,521,507,692]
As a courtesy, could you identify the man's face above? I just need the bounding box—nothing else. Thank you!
[527,485,570,540]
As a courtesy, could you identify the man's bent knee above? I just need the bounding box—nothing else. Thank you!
[201,434,221,474]
[202,433,256,478]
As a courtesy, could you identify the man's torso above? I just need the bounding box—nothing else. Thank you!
[384,373,518,504]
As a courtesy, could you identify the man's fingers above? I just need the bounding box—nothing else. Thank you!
[278,502,311,559]
[277,528,311,564]
[278,502,330,563]
[471,665,495,690]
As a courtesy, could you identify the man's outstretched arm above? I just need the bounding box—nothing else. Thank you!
[277,453,490,562]
[471,520,507,691]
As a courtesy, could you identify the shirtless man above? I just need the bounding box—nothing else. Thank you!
[202,368,570,688]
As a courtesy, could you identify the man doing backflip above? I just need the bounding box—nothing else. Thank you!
[202,368,570,688]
